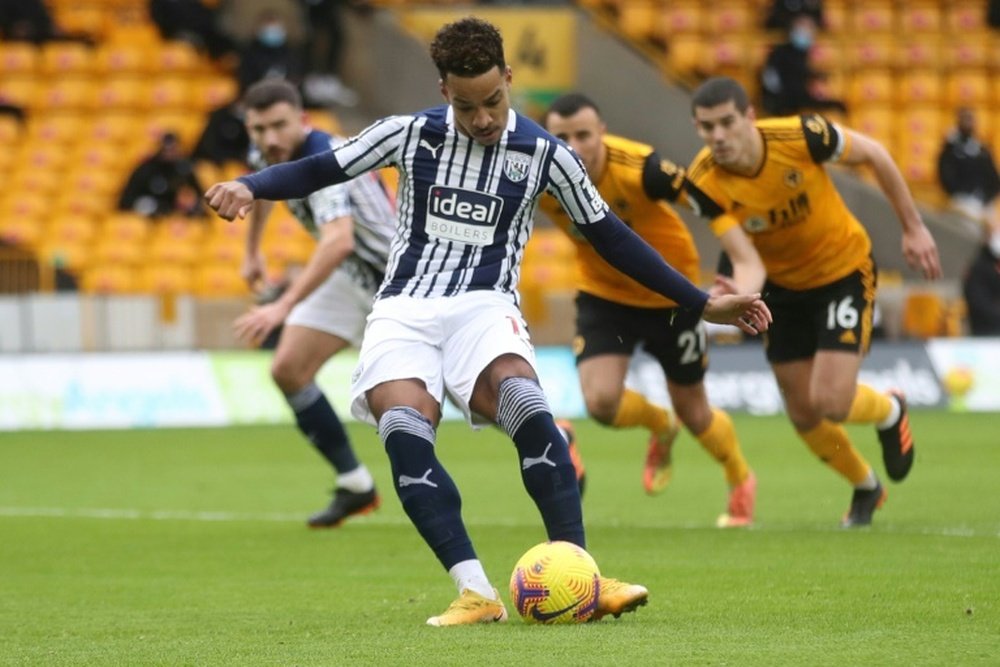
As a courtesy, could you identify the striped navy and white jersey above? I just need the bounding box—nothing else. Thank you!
[248,129,396,286]
[327,105,609,302]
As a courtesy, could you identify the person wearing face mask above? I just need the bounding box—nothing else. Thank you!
[760,13,845,117]
[937,108,1000,225]
[237,10,305,94]
[963,223,1000,336]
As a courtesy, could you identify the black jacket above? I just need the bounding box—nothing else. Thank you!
[963,245,1000,336]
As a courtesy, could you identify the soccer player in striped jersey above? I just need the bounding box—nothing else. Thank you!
[233,79,396,529]
[541,93,757,527]
[207,18,771,626]
[685,77,941,527]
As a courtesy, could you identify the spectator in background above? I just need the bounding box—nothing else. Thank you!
[963,222,1000,336]
[760,13,845,117]
[237,10,306,94]
[299,0,362,107]
[764,0,824,30]
[149,0,236,61]
[0,0,93,44]
[192,101,250,165]
[118,131,203,218]
[937,108,1000,224]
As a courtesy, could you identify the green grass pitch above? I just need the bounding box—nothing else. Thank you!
[1,412,997,665]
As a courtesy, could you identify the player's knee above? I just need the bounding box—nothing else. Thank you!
[582,390,619,425]
[813,390,852,423]
[270,356,310,394]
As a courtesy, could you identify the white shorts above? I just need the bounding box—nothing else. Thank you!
[285,266,375,348]
[350,291,536,427]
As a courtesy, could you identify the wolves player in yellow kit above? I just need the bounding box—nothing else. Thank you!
[686,77,941,527]
[542,93,757,526]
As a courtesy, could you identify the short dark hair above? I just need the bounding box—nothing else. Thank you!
[544,93,601,124]
[430,17,506,80]
[242,78,302,112]
[691,77,750,114]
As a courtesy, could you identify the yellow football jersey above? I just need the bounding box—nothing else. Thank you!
[539,134,700,308]
[686,114,872,290]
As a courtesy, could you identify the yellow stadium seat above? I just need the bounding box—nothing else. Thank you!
[92,236,146,267]
[63,167,122,197]
[0,216,44,248]
[95,42,150,74]
[944,35,991,70]
[850,106,894,148]
[145,77,193,111]
[822,1,847,33]
[659,1,702,35]
[52,190,114,218]
[844,37,895,69]
[617,0,660,43]
[0,43,39,74]
[52,6,109,40]
[26,113,89,146]
[36,239,92,273]
[0,115,22,145]
[40,42,94,76]
[106,22,163,47]
[194,161,221,189]
[851,2,894,33]
[901,291,944,339]
[200,236,243,267]
[81,262,137,294]
[89,78,148,111]
[946,70,990,108]
[195,76,240,112]
[137,263,194,294]
[192,264,250,297]
[899,3,941,33]
[141,113,203,152]
[900,107,943,140]
[86,112,142,145]
[705,1,752,34]
[221,160,249,181]
[524,228,576,264]
[8,168,61,197]
[153,41,202,74]
[665,34,704,78]
[0,76,38,109]
[101,213,151,243]
[38,78,94,112]
[896,70,942,106]
[46,215,98,245]
[15,142,71,173]
[896,37,940,70]
[808,38,842,72]
[847,69,894,107]
[946,1,986,33]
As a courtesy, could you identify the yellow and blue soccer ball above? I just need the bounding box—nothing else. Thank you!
[509,540,601,624]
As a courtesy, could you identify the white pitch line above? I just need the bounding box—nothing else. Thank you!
[0,506,996,538]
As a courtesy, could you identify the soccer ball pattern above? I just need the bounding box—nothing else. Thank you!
[509,540,601,624]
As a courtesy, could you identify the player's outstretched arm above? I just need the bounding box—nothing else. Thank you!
[703,293,771,335]
[839,129,942,280]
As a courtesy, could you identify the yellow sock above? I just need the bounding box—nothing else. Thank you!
[695,408,750,486]
[846,384,892,424]
[612,388,673,437]
[798,420,872,485]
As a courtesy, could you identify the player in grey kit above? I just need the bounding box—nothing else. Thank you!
[208,18,771,625]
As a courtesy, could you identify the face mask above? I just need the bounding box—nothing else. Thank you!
[989,232,1000,258]
[790,27,813,50]
[258,24,286,47]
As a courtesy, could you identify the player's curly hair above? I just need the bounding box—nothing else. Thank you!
[430,17,506,80]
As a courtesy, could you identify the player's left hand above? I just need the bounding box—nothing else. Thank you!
[902,225,942,280]
[205,180,254,221]
[233,302,290,346]
[703,293,772,335]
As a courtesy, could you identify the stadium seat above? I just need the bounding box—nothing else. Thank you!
[195,76,240,112]
[616,1,660,44]
[945,70,990,108]
[944,35,991,70]
[899,3,941,33]
[0,76,38,109]
[63,166,122,198]
[847,69,894,107]
[844,37,895,69]
[46,215,98,245]
[822,0,847,33]
[95,42,150,74]
[15,142,72,173]
[808,38,842,73]
[153,41,202,74]
[896,37,941,70]
[136,262,194,294]
[36,239,92,273]
[851,1,894,33]
[199,236,244,267]
[25,113,89,147]
[92,236,146,266]
[0,216,44,248]
[0,115,22,146]
[53,190,114,219]
[192,264,250,297]
[850,106,894,149]
[40,42,94,76]
[50,6,108,40]
[101,213,151,243]
[0,43,40,74]
[896,70,942,106]
[946,1,986,33]
[659,1,703,35]
[9,167,62,196]
[901,291,944,338]
[145,77,193,111]
[705,1,752,34]
[38,78,94,112]
[664,34,705,79]
[80,262,137,294]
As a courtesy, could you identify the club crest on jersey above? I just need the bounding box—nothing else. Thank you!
[426,185,503,246]
[743,215,768,233]
[784,168,803,189]
[503,152,531,183]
